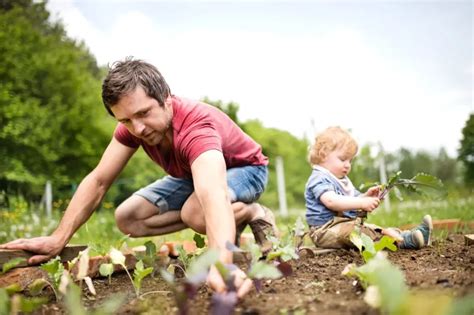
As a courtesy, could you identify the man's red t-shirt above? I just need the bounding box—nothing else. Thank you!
[114,96,268,179]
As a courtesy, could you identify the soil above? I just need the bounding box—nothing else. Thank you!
[33,233,474,314]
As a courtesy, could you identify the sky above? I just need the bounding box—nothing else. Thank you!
[46,0,473,157]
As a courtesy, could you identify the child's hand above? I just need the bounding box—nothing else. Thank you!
[360,196,380,212]
[364,186,380,197]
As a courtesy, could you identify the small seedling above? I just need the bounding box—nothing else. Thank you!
[133,260,153,296]
[108,247,153,298]
[0,287,49,315]
[226,241,284,292]
[357,171,445,224]
[342,252,407,314]
[59,269,124,315]
[350,231,397,263]
[40,256,64,300]
[99,263,114,284]
[160,249,219,315]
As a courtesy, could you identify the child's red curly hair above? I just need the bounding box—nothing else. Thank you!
[309,126,358,165]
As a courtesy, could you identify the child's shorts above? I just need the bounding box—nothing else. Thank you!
[309,217,384,249]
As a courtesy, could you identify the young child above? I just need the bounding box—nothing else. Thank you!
[305,126,432,250]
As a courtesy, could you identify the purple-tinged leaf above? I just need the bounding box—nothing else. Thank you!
[253,279,262,293]
[276,261,293,277]
[226,241,244,252]
[183,282,198,299]
[211,291,238,315]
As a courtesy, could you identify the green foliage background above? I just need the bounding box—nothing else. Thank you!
[0,0,471,215]
[459,114,474,186]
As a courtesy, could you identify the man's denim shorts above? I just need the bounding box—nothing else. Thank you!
[134,165,268,213]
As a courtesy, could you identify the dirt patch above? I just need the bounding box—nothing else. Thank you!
[34,233,474,314]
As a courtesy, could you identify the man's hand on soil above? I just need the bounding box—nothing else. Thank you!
[207,264,253,298]
[0,236,64,265]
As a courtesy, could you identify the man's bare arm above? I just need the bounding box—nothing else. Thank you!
[0,138,136,264]
[190,149,234,263]
[191,150,253,297]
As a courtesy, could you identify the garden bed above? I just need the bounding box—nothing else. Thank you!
[31,233,473,315]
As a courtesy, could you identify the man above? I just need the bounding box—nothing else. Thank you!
[0,58,278,296]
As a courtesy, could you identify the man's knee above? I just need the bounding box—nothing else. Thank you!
[181,198,206,234]
[114,203,135,235]
[181,208,205,234]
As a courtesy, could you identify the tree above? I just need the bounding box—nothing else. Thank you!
[434,148,461,185]
[201,97,240,124]
[0,0,109,199]
[459,114,474,186]
[350,145,378,188]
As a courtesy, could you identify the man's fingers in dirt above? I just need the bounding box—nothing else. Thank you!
[28,255,51,265]
[207,274,226,293]
[237,278,253,299]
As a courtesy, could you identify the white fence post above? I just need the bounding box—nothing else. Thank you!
[377,142,391,212]
[275,156,288,217]
[45,180,52,218]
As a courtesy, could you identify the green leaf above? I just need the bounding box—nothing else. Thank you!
[159,268,175,284]
[193,233,206,249]
[64,281,87,315]
[350,231,377,263]
[176,244,190,269]
[214,261,230,281]
[411,173,444,190]
[40,257,61,275]
[27,279,50,296]
[361,233,376,262]
[99,263,114,277]
[5,283,22,295]
[20,296,49,313]
[387,171,402,187]
[91,294,125,315]
[133,260,153,291]
[247,243,263,266]
[374,236,397,252]
[248,261,282,279]
[353,253,407,314]
[186,249,219,283]
[40,257,64,288]
[0,288,10,311]
[279,244,299,262]
[2,257,27,274]
[137,241,157,267]
[350,231,364,252]
[144,241,157,258]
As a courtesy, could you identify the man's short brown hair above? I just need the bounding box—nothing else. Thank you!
[102,57,171,116]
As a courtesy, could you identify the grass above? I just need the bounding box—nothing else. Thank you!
[1,195,473,249]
